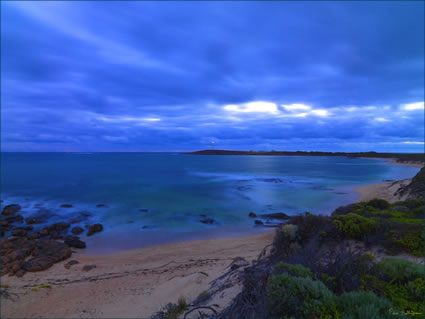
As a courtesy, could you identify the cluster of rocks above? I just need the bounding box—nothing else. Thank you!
[0,203,104,277]
[248,211,290,226]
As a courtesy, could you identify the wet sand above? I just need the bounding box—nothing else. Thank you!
[1,231,274,318]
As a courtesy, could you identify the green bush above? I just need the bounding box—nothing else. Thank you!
[336,291,406,319]
[391,232,424,257]
[378,258,424,280]
[274,262,313,278]
[368,199,391,210]
[267,273,338,318]
[333,213,380,239]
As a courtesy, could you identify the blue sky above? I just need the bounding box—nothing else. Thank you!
[1,1,424,152]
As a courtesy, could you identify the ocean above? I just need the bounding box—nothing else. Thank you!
[0,152,420,254]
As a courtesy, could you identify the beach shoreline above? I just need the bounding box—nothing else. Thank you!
[1,231,274,318]
[1,158,423,318]
[355,159,423,203]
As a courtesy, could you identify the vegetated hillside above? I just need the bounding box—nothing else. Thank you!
[152,197,424,319]
[187,150,424,163]
[216,197,424,319]
[396,167,425,200]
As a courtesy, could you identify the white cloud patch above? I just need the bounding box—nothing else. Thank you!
[374,117,390,122]
[401,141,424,145]
[310,109,329,117]
[223,101,278,114]
[401,102,424,111]
[96,115,161,123]
[281,103,312,112]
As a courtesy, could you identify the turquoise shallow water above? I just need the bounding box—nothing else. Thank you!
[0,153,420,254]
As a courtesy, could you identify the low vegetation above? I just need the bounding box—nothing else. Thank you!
[218,198,424,319]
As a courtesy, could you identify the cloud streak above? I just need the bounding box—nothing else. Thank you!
[1,1,424,152]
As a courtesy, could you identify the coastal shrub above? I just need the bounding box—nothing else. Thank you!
[390,230,424,257]
[156,297,189,319]
[360,258,425,317]
[267,273,338,318]
[317,248,373,294]
[281,224,298,240]
[333,213,379,239]
[336,291,406,319]
[368,199,391,210]
[377,258,423,280]
[274,262,313,278]
[411,205,424,218]
[402,199,424,210]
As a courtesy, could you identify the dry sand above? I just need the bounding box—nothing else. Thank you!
[1,231,274,318]
[355,160,423,203]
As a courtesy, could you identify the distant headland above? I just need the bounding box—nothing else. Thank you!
[186,149,424,163]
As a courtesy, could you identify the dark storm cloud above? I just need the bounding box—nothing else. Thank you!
[1,1,424,152]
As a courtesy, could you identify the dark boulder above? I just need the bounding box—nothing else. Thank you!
[15,269,26,277]
[87,223,103,236]
[39,228,49,237]
[71,226,84,235]
[27,232,40,240]
[0,221,9,227]
[15,215,24,222]
[64,260,80,269]
[23,256,56,272]
[32,240,72,262]
[12,229,27,237]
[140,208,149,212]
[25,217,42,224]
[8,249,28,262]
[49,222,70,232]
[248,212,257,218]
[82,265,96,271]
[64,235,86,249]
[60,204,73,208]
[254,220,264,225]
[200,218,215,224]
[1,204,21,216]
[24,226,34,231]
[260,212,290,220]
[96,204,106,208]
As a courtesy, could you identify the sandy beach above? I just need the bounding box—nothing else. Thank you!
[1,231,274,318]
[355,160,423,203]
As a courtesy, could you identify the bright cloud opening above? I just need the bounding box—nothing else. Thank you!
[401,102,424,111]
[223,101,278,114]
[401,141,424,145]
[281,103,312,112]
[375,117,390,122]
[310,109,329,117]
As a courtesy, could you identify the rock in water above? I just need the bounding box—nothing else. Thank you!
[1,204,21,216]
[71,226,84,235]
[260,212,290,220]
[248,212,257,218]
[254,220,264,225]
[200,218,215,224]
[87,223,103,236]
[64,235,86,249]
[60,204,73,208]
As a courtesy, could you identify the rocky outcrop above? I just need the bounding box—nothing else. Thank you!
[1,204,21,216]
[395,167,425,200]
[200,218,215,224]
[71,226,84,235]
[87,223,103,236]
[248,212,257,218]
[1,237,72,276]
[260,212,290,220]
[64,235,86,249]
